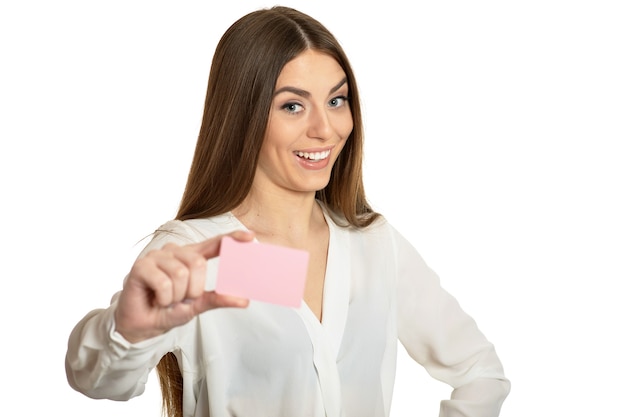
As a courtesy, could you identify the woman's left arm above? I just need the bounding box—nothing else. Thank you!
[391,225,511,417]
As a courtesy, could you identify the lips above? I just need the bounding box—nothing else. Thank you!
[294,149,331,162]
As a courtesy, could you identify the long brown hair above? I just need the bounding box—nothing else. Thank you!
[156,6,380,417]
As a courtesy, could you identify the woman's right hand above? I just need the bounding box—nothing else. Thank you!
[113,230,254,343]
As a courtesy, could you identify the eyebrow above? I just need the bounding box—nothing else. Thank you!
[274,77,348,98]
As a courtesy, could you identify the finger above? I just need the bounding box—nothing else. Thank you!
[188,230,256,260]
[168,247,208,299]
[193,291,250,314]
[153,256,193,304]
[228,229,256,242]
[128,258,176,307]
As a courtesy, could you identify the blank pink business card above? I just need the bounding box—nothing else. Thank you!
[215,236,310,307]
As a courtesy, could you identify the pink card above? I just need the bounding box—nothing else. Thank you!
[215,236,310,307]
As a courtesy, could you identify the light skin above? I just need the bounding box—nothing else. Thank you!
[233,49,353,320]
[114,50,352,342]
[114,231,255,343]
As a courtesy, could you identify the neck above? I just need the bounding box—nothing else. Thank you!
[232,189,324,246]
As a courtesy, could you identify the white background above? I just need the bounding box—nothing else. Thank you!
[1,1,625,415]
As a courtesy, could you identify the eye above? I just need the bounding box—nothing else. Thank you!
[329,95,349,108]
[281,102,304,114]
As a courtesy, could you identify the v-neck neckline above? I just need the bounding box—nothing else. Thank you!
[224,202,351,359]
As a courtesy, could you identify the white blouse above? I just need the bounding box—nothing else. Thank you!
[65,207,510,417]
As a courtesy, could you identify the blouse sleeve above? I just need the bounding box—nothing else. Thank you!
[391,225,511,416]
[64,221,197,400]
[65,301,174,400]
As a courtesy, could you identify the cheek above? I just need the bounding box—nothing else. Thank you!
[335,117,353,156]
[335,133,350,157]
[337,113,354,139]
[261,124,287,154]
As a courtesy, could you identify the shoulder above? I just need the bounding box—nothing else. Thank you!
[344,215,420,260]
[139,213,244,254]
[319,200,391,234]
[330,211,398,250]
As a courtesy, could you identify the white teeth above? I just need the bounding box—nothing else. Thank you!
[296,150,330,161]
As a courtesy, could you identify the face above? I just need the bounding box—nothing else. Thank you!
[254,49,353,197]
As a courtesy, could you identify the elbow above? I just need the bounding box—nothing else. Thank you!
[65,356,142,401]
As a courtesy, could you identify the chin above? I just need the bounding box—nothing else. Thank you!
[296,178,331,193]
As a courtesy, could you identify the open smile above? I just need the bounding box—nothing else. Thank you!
[294,150,331,162]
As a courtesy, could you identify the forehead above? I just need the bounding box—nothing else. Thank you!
[275,50,347,89]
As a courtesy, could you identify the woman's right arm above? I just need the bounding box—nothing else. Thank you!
[65,229,254,400]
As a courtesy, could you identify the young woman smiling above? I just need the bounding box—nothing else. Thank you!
[65,6,510,417]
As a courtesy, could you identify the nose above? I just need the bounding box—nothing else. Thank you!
[306,105,334,141]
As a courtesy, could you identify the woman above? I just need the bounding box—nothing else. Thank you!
[65,6,510,417]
